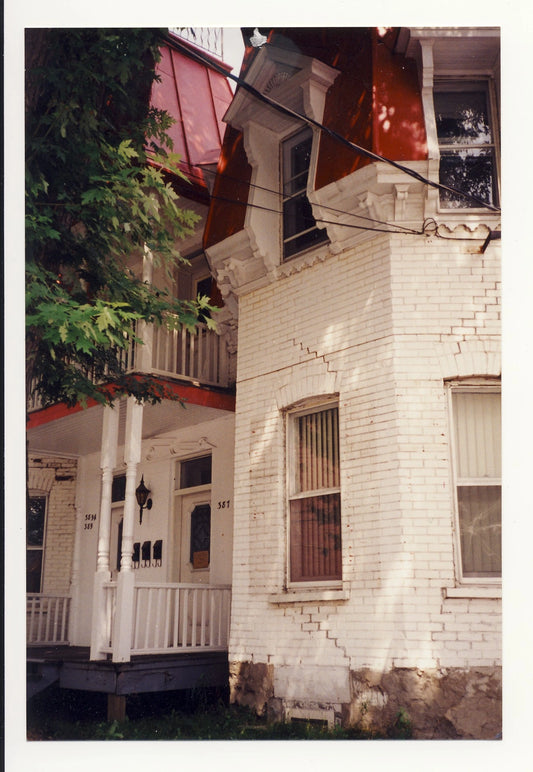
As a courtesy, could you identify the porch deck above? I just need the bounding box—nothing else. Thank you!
[27,644,229,703]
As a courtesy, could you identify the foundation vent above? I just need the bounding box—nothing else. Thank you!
[285,707,335,728]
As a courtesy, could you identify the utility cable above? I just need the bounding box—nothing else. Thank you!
[198,164,422,235]
[166,32,501,214]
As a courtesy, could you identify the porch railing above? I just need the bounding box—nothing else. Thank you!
[98,582,231,658]
[27,594,71,645]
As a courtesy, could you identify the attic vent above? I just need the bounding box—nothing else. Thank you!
[263,68,295,94]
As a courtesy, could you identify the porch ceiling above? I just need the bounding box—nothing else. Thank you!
[27,397,231,458]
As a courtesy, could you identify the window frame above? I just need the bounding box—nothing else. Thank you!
[280,126,328,260]
[286,399,342,587]
[433,78,500,211]
[447,380,501,585]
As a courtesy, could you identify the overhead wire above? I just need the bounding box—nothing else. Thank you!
[199,164,423,235]
[167,31,501,216]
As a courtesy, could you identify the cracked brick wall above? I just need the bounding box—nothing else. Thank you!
[229,231,501,738]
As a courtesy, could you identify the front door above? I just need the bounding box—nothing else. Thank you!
[173,491,211,585]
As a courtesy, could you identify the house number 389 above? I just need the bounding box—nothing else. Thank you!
[84,513,97,530]
[217,500,230,509]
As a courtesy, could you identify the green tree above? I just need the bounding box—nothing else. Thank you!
[26,28,213,409]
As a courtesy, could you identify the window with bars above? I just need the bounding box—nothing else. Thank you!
[450,385,501,580]
[434,82,499,209]
[281,127,328,259]
[288,403,342,583]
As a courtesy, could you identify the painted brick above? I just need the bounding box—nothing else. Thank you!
[229,228,501,685]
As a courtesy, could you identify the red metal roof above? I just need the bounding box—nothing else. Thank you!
[204,28,428,248]
[150,36,233,196]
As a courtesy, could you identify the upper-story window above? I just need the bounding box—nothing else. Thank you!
[449,383,501,581]
[282,127,328,259]
[434,82,499,209]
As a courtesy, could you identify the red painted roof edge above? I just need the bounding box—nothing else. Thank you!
[27,378,235,430]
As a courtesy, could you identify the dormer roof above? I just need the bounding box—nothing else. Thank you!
[149,33,234,200]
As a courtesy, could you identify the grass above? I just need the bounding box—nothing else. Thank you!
[26,685,398,741]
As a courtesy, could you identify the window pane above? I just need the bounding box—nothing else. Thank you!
[435,90,492,146]
[296,407,339,493]
[27,550,43,593]
[284,227,328,258]
[283,193,317,240]
[282,128,327,259]
[458,486,501,577]
[27,496,46,546]
[439,148,496,208]
[190,504,211,566]
[112,474,126,502]
[453,392,501,478]
[179,456,212,489]
[290,493,341,581]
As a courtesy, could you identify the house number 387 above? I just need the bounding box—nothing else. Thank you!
[217,500,230,509]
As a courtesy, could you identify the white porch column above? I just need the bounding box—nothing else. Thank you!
[136,246,154,373]
[89,403,120,660]
[112,397,143,662]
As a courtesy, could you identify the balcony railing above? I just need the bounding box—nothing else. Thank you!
[169,28,223,59]
[144,321,231,388]
[28,320,233,412]
[27,594,71,645]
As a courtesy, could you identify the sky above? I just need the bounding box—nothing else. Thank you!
[222,27,246,77]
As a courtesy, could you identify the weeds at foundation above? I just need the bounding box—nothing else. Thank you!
[386,708,413,739]
[27,685,411,740]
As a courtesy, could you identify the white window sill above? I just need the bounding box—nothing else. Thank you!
[443,586,502,599]
[269,587,349,605]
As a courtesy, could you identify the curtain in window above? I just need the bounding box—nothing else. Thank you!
[290,493,341,581]
[453,391,501,577]
[297,407,340,493]
[290,406,341,582]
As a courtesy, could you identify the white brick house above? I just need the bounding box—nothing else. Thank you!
[204,27,501,738]
[24,26,501,739]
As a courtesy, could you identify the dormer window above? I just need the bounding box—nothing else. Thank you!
[434,82,499,209]
[282,127,328,259]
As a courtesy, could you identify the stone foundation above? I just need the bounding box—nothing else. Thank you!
[229,661,502,739]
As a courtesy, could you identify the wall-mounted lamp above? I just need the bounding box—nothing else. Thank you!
[135,476,152,524]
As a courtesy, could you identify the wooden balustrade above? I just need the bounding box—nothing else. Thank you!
[130,583,231,654]
[149,322,230,387]
[26,594,71,645]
